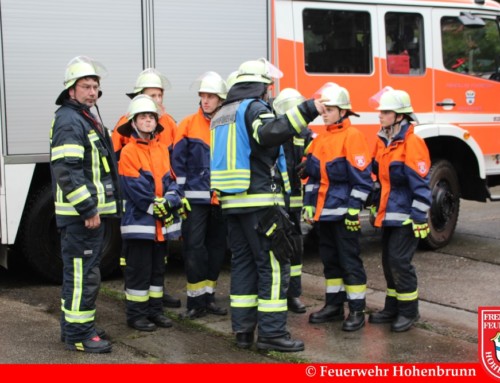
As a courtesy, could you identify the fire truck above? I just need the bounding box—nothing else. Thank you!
[1,0,499,282]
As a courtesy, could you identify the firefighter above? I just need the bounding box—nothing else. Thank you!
[112,68,181,309]
[368,89,431,332]
[116,95,183,332]
[210,58,325,352]
[172,72,229,319]
[304,83,373,332]
[272,88,315,314]
[50,56,120,353]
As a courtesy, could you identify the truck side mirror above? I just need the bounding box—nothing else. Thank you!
[458,12,485,28]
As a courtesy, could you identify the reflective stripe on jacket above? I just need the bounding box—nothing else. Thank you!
[118,135,182,241]
[50,100,120,227]
[172,108,212,204]
[372,122,431,227]
[304,118,373,221]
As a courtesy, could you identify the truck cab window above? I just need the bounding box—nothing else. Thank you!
[303,9,371,74]
[441,16,500,81]
[385,12,425,75]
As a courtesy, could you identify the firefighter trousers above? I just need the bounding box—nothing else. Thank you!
[60,221,104,343]
[227,210,290,338]
[381,225,419,317]
[181,203,227,310]
[124,239,166,323]
[287,208,303,299]
[318,220,367,312]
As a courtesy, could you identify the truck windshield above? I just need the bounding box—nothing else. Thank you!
[441,16,500,80]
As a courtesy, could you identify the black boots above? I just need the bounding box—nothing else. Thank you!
[179,307,207,320]
[65,336,112,353]
[287,297,306,313]
[206,302,228,315]
[391,314,420,332]
[256,333,304,352]
[128,318,157,332]
[309,305,344,323]
[368,309,398,324]
[236,332,254,349]
[342,311,365,332]
[149,314,173,328]
[163,293,181,308]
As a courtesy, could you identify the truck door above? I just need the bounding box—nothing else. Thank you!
[377,5,434,123]
[432,7,500,160]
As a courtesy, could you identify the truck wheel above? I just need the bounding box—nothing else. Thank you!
[18,184,121,284]
[420,159,460,250]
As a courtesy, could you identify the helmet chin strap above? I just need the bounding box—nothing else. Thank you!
[131,120,155,139]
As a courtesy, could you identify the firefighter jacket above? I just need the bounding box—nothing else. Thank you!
[171,107,213,205]
[50,99,120,228]
[118,133,182,242]
[112,112,177,161]
[372,121,431,227]
[303,118,373,221]
[210,84,318,214]
[283,128,314,211]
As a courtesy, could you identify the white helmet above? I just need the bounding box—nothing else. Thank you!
[126,94,160,121]
[235,58,283,84]
[376,89,413,114]
[225,70,239,91]
[130,68,171,95]
[63,56,106,89]
[273,88,305,115]
[321,83,352,109]
[192,71,227,99]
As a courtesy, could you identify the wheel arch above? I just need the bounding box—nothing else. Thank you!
[415,124,489,202]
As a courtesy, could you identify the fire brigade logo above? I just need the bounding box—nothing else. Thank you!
[466,90,475,105]
[417,161,427,175]
[354,155,366,168]
[479,307,500,380]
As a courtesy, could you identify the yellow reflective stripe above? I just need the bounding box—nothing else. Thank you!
[101,156,110,173]
[67,185,91,206]
[228,122,237,170]
[219,193,285,209]
[149,285,163,299]
[290,195,303,208]
[345,284,366,300]
[290,264,302,277]
[231,294,258,308]
[63,308,96,324]
[206,280,217,294]
[325,278,345,294]
[210,169,251,191]
[265,223,277,237]
[258,298,287,312]
[120,257,126,266]
[252,119,262,143]
[72,257,83,312]
[397,290,418,301]
[286,106,307,134]
[282,171,291,193]
[293,137,305,146]
[269,250,281,301]
[55,201,117,216]
[259,113,275,119]
[387,288,397,298]
[187,280,210,297]
[126,288,149,302]
[51,144,85,161]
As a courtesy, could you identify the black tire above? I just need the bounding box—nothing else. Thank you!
[17,184,121,284]
[420,159,460,250]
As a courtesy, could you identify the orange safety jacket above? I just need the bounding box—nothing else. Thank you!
[171,107,212,205]
[372,122,431,227]
[304,118,372,221]
[118,134,181,242]
[112,112,177,160]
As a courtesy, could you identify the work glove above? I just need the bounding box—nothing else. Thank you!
[345,208,361,231]
[368,205,377,227]
[302,205,315,224]
[177,198,191,220]
[163,212,174,228]
[403,218,430,239]
[153,197,171,219]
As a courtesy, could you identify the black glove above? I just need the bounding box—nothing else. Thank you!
[295,160,308,179]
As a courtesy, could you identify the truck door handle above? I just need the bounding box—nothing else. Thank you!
[436,101,456,107]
